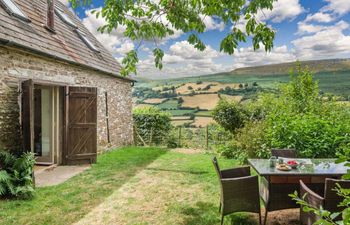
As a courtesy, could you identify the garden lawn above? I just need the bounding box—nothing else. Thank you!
[0,147,259,225]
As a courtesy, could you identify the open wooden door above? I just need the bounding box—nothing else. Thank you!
[64,86,97,165]
[21,79,34,153]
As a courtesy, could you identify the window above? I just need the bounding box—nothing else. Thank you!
[55,8,77,29]
[76,30,100,53]
[0,0,30,22]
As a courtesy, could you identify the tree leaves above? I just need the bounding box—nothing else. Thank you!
[70,0,277,76]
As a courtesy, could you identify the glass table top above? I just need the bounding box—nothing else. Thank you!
[248,158,349,176]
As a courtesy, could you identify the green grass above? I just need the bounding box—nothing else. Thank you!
[195,110,212,117]
[166,109,196,116]
[0,147,166,225]
[156,99,179,109]
[0,147,259,225]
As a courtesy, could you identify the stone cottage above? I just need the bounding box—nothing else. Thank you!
[0,0,134,165]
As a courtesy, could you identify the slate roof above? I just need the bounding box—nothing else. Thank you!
[0,0,133,82]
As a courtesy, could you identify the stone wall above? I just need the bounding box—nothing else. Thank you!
[0,46,133,153]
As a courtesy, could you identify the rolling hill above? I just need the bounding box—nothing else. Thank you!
[230,58,350,75]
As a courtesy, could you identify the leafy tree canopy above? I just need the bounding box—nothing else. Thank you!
[69,0,276,76]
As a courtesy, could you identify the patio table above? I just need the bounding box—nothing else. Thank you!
[248,158,348,224]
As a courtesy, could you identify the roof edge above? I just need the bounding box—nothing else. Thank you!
[0,37,135,82]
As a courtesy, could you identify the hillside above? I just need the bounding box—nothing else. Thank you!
[133,58,350,128]
[230,58,350,75]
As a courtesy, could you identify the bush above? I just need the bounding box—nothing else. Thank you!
[265,66,350,158]
[0,151,35,199]
[215,65,350,161]
[212,99,246,133]
[216,121,270,162]
[133,106,172,146]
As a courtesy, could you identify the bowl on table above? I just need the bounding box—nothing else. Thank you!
[287,160,298,169]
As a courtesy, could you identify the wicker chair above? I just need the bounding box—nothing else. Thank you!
[299,179,350,225]
[212,157,262,225]
[271,148,297,158]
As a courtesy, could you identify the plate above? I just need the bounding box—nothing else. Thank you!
[276,164,292,171]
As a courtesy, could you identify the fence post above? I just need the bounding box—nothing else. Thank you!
[178,126,182,147]
[206,125,209,150]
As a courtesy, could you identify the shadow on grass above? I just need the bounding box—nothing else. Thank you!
[145,167,209,175]
[179,201,258,225]
[0,147,167,225]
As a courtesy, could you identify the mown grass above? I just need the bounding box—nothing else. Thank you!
[0,147,166,225]
[0,147,259,225]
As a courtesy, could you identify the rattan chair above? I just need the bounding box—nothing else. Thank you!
[271,148,297,158]
[299,178,350,225]
[212,157,262,225]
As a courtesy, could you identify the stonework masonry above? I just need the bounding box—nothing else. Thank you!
[0,46,133,153]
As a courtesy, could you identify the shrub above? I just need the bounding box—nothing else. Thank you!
[212,99,246,133]
[218,121,270,162]
[265,66,350,158]
[0,151,35,199]
[133,106,172,146]
[215,65,350,161]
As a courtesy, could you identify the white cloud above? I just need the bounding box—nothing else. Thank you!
[137,41,228,78]
[322,0,350,16]
[304,12,334,23]
[296,21,326,35]
[201,15,225,31]
[292,20,350,59]
[232,45,296,69]
[168,41,220,60]
[256,0,305,23]
[82,9,133,56]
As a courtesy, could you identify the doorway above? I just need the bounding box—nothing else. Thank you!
[33,85,62,165]
[21,80,97,165]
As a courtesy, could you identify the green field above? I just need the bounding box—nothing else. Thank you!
[156,99,179,109]
[136,71,350,97]
[166,109,197,116]
[195,111,212,117]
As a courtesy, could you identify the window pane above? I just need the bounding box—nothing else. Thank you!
[2,0,27,19]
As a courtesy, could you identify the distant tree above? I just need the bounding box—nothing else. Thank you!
[252,82,258,86]
[244,83,249,88]
[239,83,244,89]
[178,97,184,104]
[196,81,203,85]
[188,114,195,120]
[202,85,211,90]
[187,86,193,90]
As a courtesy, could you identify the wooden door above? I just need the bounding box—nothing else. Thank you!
[21,79,34,153]
[64,86,97,164]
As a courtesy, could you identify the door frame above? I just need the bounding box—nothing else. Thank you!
[21,79,98,165]
[21,79,66,165]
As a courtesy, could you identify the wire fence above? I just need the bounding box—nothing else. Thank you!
[172,125,233,150]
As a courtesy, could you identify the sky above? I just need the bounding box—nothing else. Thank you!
[60,0,350,79]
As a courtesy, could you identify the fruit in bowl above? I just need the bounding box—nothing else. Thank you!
[287,160,298,169]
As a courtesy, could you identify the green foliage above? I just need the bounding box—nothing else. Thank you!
[212,99,246,133]
[0,151,35,199]
[133,106,172,145]
[216,121,270,163]
[215,65,350,162]
[70,0,276,76]
[265,67,350,158]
